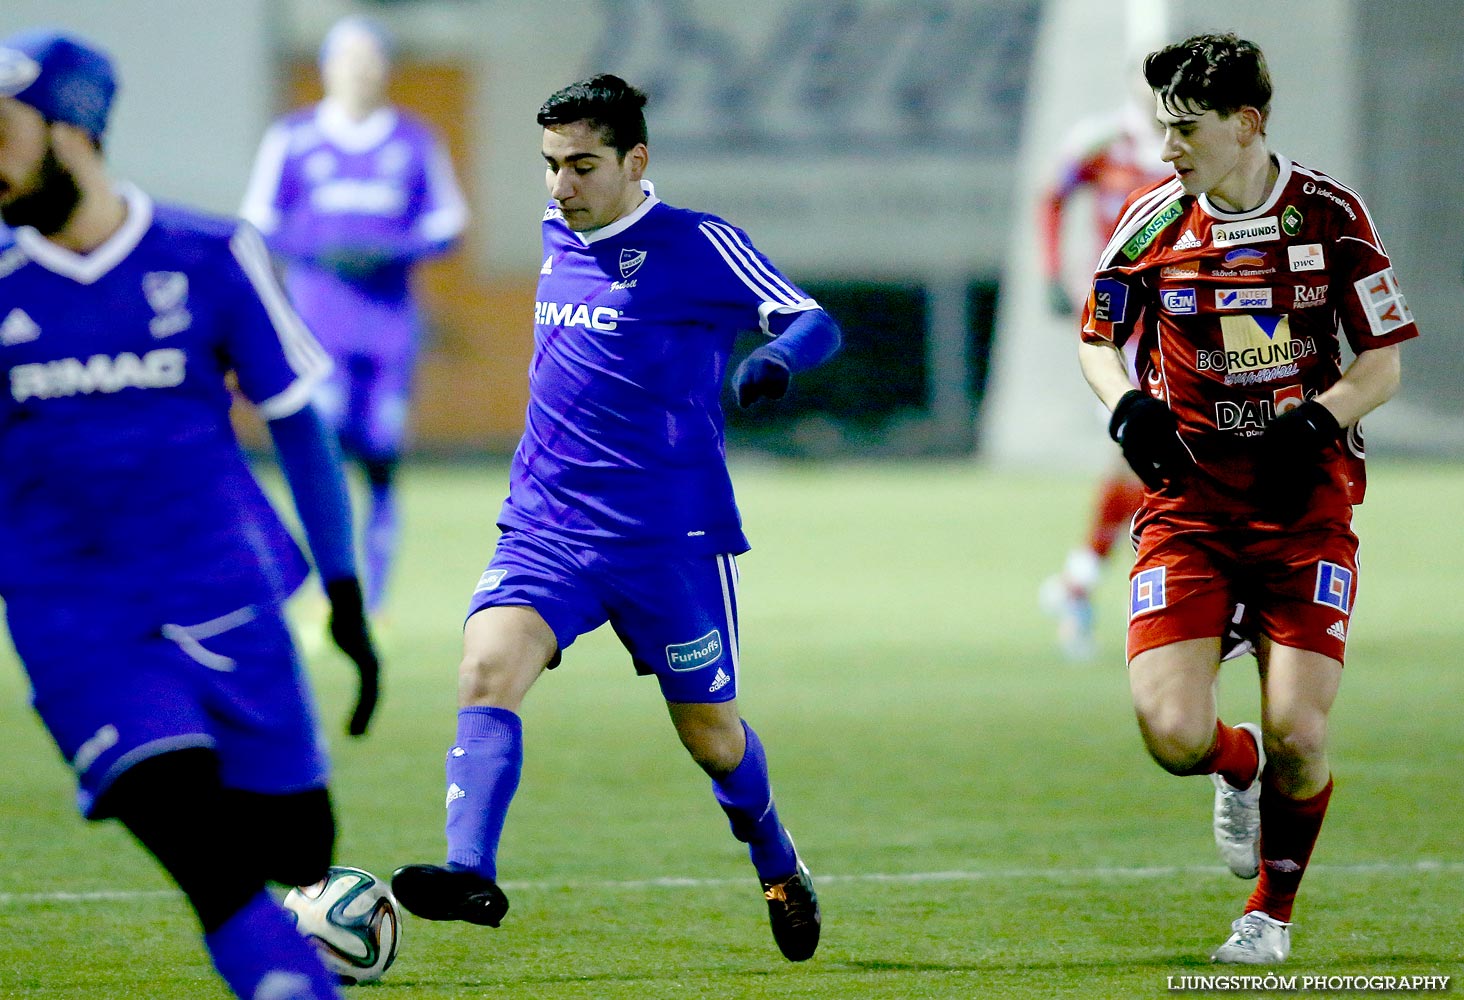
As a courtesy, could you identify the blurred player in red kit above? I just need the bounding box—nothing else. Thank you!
[1039,87,1169,660]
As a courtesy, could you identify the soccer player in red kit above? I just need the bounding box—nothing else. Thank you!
[1039,95,1169,659]
[1078,34,1416,963]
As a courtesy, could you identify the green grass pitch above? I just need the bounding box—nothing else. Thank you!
[0,460,1460,998]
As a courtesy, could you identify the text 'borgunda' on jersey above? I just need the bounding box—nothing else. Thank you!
[1080,155,1418,519]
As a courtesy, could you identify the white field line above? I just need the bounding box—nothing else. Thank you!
[1,860,1460,906]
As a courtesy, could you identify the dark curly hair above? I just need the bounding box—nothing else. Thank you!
[536,74,648,157]
[1144,33,1272,127]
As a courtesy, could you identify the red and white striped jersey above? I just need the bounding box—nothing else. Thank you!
[1080,154,1419,518]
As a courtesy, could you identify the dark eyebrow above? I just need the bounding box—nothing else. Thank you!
[542,151,602,166]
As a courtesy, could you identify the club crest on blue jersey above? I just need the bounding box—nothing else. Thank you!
[1130,567,1167,618]
[143,271,192,338]
[1313,561,1353,614]
[143,271,188,312]
[618,248,646,278]
[665,628,723,672]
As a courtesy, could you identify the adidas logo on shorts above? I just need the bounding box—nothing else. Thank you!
[709,667,731,694]
[1326,620,1347,642]
[446,782,466,807]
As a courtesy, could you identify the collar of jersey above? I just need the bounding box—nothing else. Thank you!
[315,99,398,153]
[574,180,660,245]
[15,181,153,285]
[1198,153,1293,221]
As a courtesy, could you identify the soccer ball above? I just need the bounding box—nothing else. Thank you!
[283,866,402,985]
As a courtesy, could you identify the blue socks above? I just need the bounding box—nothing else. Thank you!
[713,721,798,881]
[445,706,524,879]
[363,482,397,613]
[442,710,793,885]
[204,890,340,999]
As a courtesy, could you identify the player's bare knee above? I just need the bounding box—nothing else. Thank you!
[1262,717,1328,772]
[457,650,518,707]
[677,720,744,776]
[1136,710,1213,773]
[458,608,554,708]
[685,736,742,777]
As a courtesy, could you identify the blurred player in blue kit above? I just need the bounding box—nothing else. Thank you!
[0,30,380,1000]
[390,75,841,962]
[241,15,468,614]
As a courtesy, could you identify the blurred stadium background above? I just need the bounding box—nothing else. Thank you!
[1,2,1461,997]
[2,0,1459,464]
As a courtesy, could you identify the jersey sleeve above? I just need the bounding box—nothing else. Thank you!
[1079,270,1144,348]
[1078,183,1169,348]
[413,133,469,248]
[695,219,820,335]
[223,221,334,420]
[238,121,292,237]
[1330,198,1419,353]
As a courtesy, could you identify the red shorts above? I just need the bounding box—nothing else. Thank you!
[1127,510,1359,663]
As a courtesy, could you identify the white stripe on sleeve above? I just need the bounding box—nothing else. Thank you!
[416,140,469,244]
[1095,179,1185,269]
[698,220,807,307]
[756,298,820,337]
[228,222,334,420]
[238,123,291,235]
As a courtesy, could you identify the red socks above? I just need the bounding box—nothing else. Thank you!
[1189,720,1261,787]
[1247,778,1334,922]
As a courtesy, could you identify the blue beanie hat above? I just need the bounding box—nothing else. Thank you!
[0,29,117,138]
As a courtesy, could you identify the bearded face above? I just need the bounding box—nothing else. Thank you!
[0,139,82,234]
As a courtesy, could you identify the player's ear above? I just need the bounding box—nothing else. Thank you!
[624,143,648,180]
[1236,106,1265,145]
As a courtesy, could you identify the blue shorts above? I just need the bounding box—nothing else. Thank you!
[6,597,329,819]
[466,530,741,704]
[313,350,415,461]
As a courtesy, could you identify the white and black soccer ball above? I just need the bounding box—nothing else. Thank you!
[283,865,402,985]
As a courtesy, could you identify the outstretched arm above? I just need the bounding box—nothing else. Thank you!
[733,309,842,408]
[268,406,380,737]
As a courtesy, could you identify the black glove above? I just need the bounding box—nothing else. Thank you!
[317,245,396,284]
[325,576,380,737]
[1109,389,1192,492]
[733,350,791,408]
[1254,399,1340,521]
[1045,279,1074,317]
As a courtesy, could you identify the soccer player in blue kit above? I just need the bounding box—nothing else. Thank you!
[391,75,841,962]
[241,16,468,613]
[0,31,380,1000]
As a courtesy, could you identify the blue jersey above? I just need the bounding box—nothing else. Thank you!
[500,181,820,554]
[239,99,467,360]
[0,184,333,612]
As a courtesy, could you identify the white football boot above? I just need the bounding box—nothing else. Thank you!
[1039,549,1101,662]
[1212,722,1265,878]
[1211,910,1291,964]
